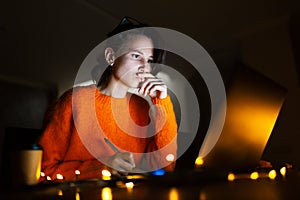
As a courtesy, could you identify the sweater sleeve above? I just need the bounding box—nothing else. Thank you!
[146,95,178,171]
[38,89,105,181]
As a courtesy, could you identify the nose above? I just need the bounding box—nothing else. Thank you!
[141,60,152,73]
[138,60,152,73]
[144,62,152,72]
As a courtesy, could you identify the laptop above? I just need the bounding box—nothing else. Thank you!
[122,66,287,185]
[197,66,287,172]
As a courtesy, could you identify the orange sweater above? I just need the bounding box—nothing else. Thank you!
[39,85,177,181]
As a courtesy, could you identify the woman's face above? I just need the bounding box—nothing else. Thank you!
[112,34,154,89]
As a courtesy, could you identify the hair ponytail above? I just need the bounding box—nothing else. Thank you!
[97,65,113,89]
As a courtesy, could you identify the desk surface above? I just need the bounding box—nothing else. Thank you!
[2,169,300,200]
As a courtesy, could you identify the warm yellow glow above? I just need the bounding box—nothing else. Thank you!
[56,174,64,180]
[40,172,45,177]
[227,173,235,181]
[102,176,111,181]
[126,175,144,180]
[125,182,134,192]
[169,188,179,200]
[46,176,51,181]
[195,157,204,166]
[250,172,259,180]
[75,192,80,200]
[57,189,63,196]
[228,96,280,148]
[75,170,80,175]
[116,181,125,188]
[36,159,42,181]
[199,192,207,200]
[280,167,286,176]
[166,154,175,162]
[268,170,277,180]
[101,187,113,200]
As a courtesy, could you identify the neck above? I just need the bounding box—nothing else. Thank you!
[100,77,129,98]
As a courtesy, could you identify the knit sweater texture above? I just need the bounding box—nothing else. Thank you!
[38,85,177,181]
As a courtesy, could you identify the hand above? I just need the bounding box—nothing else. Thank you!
[138,73,167,99]
[108,152,136,175]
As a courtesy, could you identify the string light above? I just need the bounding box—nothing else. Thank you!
[250,172,259,180]
[268,170,277,180]
[75,170,80,175]
[102,170,111,176]
[40,172,45,177]
[280,167,287,177]
[56,174,64,180]
[75,170,80,182]
[125,182,134,193]
[227,173,235,181]
[166,154,175,162]
[102,170,112,180]
[195,157,204,167]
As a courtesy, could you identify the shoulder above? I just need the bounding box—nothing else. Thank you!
[43,85,97,125]
[72,84,97,96]
[53,85,97,110]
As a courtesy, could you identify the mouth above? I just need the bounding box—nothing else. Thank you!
[135,75,143,83]
[136,72,149,82]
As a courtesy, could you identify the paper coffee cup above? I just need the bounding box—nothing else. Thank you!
[10,144,43,186]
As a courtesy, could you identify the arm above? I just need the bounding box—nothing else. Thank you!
[137,73,178,171]
[38,89,105,181]
[146,95,178,171]
[135,73,177,171]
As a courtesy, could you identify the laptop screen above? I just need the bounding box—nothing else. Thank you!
[197,66,287,172]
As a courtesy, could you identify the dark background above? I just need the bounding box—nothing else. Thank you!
[1,0,300,175]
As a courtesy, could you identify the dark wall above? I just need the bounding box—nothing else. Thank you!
[0,79,57,181]
[289,12,300,85]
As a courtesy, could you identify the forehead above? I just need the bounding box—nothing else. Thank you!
[118,34,154,54]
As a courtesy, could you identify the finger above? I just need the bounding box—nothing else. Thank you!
[148,85,167,98]
[115,159,135,172]
[111,169,127,177]
[139,79,164,95]
[136,72,153,83]
[143,81,165,96]
[121,152,136,168]
[115,153,135,171]
[137,73,159,84]
[137,72,154,78]
[148,84,166,95]
[145,83,165,97]
[138,78,155,92]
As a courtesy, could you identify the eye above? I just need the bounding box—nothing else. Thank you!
[131,53,141,60]
[147,59,154,63]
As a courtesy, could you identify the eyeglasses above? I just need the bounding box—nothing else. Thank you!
[119,16,147,26]
[107,16,148,37]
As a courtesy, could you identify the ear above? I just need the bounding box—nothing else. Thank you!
[104,47,115,66]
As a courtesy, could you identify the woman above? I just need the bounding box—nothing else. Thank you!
[38,17,178,181]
